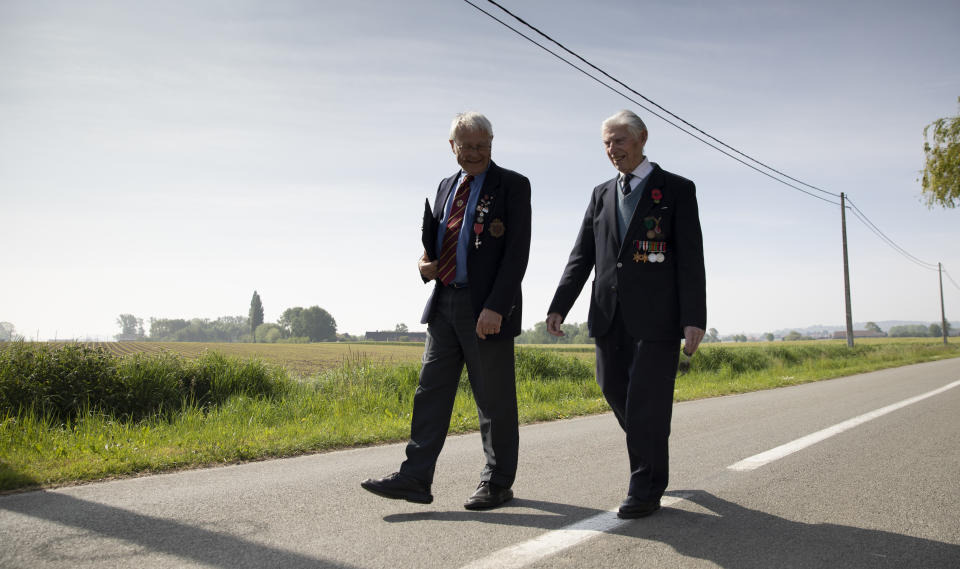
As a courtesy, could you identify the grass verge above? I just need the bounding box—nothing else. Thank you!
[1,340,957,492]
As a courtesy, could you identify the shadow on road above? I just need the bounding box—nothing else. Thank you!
[384,497,608,530]
[0,490,360,569]
[386,490,960,568]
[629,490,960,568]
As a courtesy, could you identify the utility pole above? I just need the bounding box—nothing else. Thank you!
[840,193,854,348]
[939,262,948,345]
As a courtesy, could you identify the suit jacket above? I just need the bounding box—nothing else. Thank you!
[421,162,532,339]
[548,163,706,340]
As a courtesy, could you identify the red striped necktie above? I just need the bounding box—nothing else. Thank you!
[437,174,473,285]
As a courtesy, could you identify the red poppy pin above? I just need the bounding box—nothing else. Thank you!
[651,189,663,203]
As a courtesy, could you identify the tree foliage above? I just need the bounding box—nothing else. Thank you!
[115,314,145,340]
[249,291,264,342]
[864,321,883,334]
[148,316,249,342]
[278,306,337,342]
[920,97,960,209]
[516,321,593,344]
[888,324,931,337]
[0,322,15,341]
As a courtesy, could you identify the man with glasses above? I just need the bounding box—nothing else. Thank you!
[546,110,706,519]
[362,112,531,511]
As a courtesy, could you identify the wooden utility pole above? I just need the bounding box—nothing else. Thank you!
[840,193,854,347]
[939,262,948,345]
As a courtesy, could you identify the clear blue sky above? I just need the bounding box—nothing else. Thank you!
[2,0,959,340]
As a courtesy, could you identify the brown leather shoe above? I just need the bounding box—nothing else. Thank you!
[617,496,660,519]
[464,481,513,510]
[360,472,433,504]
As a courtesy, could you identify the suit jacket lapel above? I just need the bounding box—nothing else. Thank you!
[434,173,459,219]
[600,178,621,258]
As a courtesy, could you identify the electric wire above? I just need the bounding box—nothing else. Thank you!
[464,0,956,296]
[482,0,840,200]
[461,0,841,206]
[845,197,940,271]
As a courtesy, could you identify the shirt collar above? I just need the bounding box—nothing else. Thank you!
[626,157,652,181]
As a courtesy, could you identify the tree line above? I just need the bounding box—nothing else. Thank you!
[116,291,343,343]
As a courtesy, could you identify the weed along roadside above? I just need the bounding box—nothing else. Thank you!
[1,340,958,493]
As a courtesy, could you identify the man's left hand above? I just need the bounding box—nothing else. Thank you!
[476,308,503,339]
[683,326,706,355]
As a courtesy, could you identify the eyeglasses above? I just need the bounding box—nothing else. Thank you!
[455,143,491,153]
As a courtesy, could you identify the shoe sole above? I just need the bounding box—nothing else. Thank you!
[463,490,514,511]
[360,481,433,504]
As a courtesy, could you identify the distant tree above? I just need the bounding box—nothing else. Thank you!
[864,321,883,334]
[395,323,409,334]
[888,324,930,337]
[279,306,337,342]
[115,314,144,340]
[707,328,720,343]
[149,317,190,339]
[255,323,283,343]
[764,332,775,342]
[0,322,15,341]
[920,96,960,209]
[929,323,942,338]
[249,291,264,343]
[733,334,748,343]
[784,330,803,341]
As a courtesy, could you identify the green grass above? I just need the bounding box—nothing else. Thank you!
[1,339,957,492]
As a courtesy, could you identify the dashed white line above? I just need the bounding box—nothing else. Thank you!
[728,379,960,471]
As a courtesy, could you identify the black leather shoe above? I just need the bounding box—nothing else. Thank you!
[360,472,433,504]
[617,496,660,519]
[464,481,514,510]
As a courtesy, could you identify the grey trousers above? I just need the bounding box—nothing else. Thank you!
[399,286,519,488]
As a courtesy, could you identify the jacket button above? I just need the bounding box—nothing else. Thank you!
[611,284,617,291]
[616,262,623,268]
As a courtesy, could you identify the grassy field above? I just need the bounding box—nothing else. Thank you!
[1,338,957,493]
[62,341,427,378]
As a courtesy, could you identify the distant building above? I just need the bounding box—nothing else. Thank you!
[832,330,887,339]
[365,331,427,342]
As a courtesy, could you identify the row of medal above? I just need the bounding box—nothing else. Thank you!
[633,240,667,263]
[473,194,493,249]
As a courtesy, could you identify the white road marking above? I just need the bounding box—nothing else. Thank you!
[457,495,687,569]
[728,379,960,471]
[459,378,960,569]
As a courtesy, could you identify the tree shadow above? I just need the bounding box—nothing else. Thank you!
[0,491,360,568]
[612,490,960,568]
[0,462,39,495]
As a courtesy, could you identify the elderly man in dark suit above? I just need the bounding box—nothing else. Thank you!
[362,112,531,510]
[547,110,706,519]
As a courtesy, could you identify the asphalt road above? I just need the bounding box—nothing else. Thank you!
[2,358,958,568]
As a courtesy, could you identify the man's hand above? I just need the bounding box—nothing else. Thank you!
[546,312,565,337]
[476,308,503,339]
[683,326,705,355]
[418,252,438,281]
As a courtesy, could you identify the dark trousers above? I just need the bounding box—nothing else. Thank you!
[594,307,680,501]
[400,286,519,488]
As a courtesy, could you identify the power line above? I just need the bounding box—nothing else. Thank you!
[464,0,957,297]
[943,268,960,293]
[479,0,841,201]
[844,197,940,271]
[460,0,841,206]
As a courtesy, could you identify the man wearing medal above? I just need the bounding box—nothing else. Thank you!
[362,112,532,510]
[547,110,706,519]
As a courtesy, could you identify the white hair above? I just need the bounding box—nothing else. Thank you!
[602,110,647,140]
[449,111,494,141]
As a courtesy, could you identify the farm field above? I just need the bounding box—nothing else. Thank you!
[62,341,428,379]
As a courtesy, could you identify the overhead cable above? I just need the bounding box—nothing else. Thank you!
[480,0,841,200]
[461,0,841,206]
